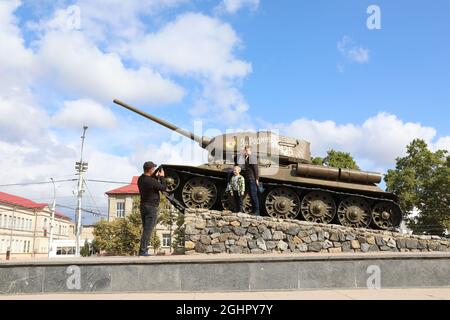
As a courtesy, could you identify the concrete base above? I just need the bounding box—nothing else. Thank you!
[1,252,449,295]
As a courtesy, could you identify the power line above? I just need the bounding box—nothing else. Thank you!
[55,204,106,217]
[0,179,77,187]
[85,179,136,185]
[83,180,103,217]
[0,178,135,187]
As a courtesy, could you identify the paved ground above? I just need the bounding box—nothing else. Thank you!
[1,288,450,300]
[2,251,450,265]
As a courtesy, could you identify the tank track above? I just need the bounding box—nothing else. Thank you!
[163,168,403,231]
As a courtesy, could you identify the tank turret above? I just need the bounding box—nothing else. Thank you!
[114,99,311,165]
[113,99,402,231]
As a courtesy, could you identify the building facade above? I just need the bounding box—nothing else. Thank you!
[48,225,95,258]
[106,176,177,254]
[0,191,75,260]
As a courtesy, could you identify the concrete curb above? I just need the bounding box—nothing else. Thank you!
[1,253,449,295]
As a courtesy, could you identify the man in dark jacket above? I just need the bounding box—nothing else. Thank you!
[137,161,167,256]
[236,146,260,216]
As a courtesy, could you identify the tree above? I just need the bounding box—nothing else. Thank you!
[93,197,142,256]
[93,195,186,255]
[385,139,449,236]
[91,239,101,255]
[312,149,360,170]
[149,230,161,254]
[172,210,185,254]
[80,240,90,257]
[158,194,173,227]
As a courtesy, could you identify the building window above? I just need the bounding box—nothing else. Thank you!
[162,234,171,247]
[116,201,125,218]
[0,215,2,228]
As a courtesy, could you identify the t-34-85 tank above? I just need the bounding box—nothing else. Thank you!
[114,99,402,230]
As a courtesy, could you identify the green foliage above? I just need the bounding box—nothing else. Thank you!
[172,210,185,254]
[93,197,142,256]
[311,157,324,165]
[158,194,174,227]
[385,139,450,236]
[312,149,360,170]
[91,239,101,255]
[149,230,161,253]
[80,240,90,257]
[93,194,187,255]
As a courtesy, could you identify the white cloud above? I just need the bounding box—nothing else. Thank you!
[28,0,189,44]
[36,31,185,105]
[337,35,370,64]
[216,0,260,14]
[127,12,252,124]
[27,5,253,125]
[130,140,207,168]
[280,113,448,170]
[76,0,189,44]
[433,136,450,152]
[129,13,251,79]
[52,99,118,129]
[0,0,35,96]
[0,96,49,144]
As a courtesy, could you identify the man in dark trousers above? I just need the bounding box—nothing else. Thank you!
[137,161,167,257]
[236,146,260,216]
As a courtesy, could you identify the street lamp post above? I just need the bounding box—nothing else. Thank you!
[48,178,56,258]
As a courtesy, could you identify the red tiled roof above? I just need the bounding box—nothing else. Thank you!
[0,191,73,221]
[55,211,72,221]
[0,191,47,210]
[105,176,139,195]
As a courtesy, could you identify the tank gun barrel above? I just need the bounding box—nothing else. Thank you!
[113,99,210,147]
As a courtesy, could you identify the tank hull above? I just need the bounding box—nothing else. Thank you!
[162,163,402,231]
[113,100,402,231]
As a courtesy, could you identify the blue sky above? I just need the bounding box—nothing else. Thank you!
[239,1,450,133]
[14,0,450,133]
[0,0,449,223]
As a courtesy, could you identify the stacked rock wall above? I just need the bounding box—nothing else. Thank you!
[184,209,450,255]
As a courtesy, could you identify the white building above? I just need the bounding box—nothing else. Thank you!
[0,191,75,260]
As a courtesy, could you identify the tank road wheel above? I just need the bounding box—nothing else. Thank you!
[300,191,336,224]
[264,188,300,219]
[372,202,402,230]
[182,177,217,209]
[164,170,180,193]
[221,193,252,214]
[337,197,372,228]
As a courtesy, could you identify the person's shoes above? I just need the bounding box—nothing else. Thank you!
[138,252,152,257]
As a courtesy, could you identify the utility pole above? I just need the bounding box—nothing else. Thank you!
[48,178,56,258]
[75,126,88,257]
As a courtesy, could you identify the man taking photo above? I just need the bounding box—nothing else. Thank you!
[137,161,167,257]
